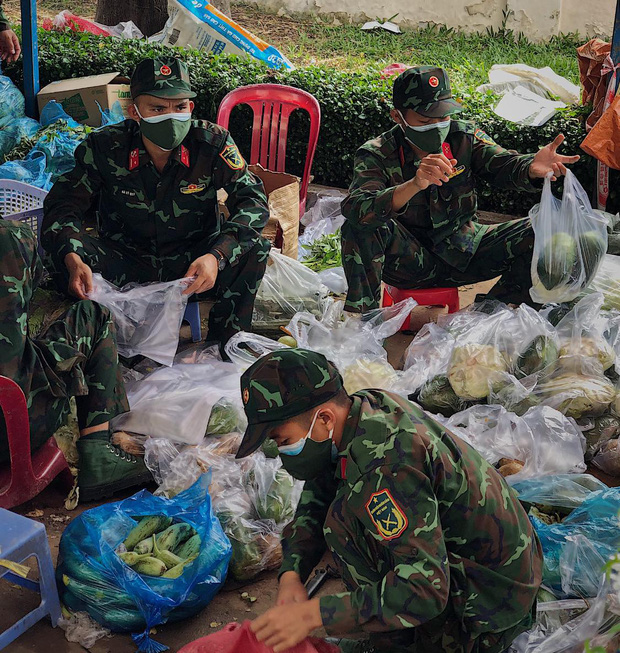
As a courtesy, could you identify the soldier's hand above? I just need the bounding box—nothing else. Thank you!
[276,571,308,605]
[65,253,93,300]
[414,153,457,190]
[251,599,323,652]
[183,253,218,295]
[0,30,21,63]
[529,134,580,181]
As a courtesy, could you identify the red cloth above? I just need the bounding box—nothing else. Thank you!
[42,13,112,37]
[178,621,340,653]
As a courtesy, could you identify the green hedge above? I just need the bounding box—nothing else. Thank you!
[5,30,616,215]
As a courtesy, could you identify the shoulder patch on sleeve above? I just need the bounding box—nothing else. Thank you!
[474,128,498,146]
[219,143,245,170]
[365,489,408,540]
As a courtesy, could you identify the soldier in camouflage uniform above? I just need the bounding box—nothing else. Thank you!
[42,57,271,350]
[341,66,579,311]
[236,349,542,653]
[0,221,150,502]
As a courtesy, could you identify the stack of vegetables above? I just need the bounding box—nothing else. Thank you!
[56,476,231,650]
[404,292,620,477]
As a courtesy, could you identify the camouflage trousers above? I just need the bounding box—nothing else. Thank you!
[341,218,534,312]
[46,233,271,347]
[0,301,129,464]
[325,508,535,653]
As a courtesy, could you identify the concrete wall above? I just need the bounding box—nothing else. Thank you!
[253,0,614,41]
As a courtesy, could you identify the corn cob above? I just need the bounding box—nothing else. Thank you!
[131,556,167,577]
[123,516,173,551]
[174,533,201,560]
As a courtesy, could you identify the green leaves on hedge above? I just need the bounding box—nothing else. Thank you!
[5,29,614,215]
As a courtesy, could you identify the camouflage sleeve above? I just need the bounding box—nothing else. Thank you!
[278,471,339,582]
[0,1,9,29]
[340,148,399,230]
[470,128,537,193]
[211,135,270,265]
[42,136,103,261]
[319,463,449,635]
[0,223,39,383]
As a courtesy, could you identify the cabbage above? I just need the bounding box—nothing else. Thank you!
[558,337,615,371]
[417,375,466,417]
[448,344,508,401]
[538,373,616,419]
[342,357,398,394]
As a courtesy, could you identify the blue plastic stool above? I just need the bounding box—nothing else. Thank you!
[183,302,202,343]
[0,508,61,649]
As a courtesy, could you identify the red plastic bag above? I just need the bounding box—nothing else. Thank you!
[42,11,113,36]
[380,63,412,79]
[178,621,340,653]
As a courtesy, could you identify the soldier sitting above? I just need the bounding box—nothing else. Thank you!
[42,56,271,352]
[236,349,543,653]
[341,66,579,312]
[0,221,150,502]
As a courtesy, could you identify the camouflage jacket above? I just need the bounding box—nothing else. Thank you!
[42,119,269,267]
[0,1,8,30]
[280,390,542,637]
[0,223,90,445]
[341,122,538,271]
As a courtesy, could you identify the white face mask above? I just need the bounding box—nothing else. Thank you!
[134,105,192,124]
[278,410,334,456]
[397,110,450,132]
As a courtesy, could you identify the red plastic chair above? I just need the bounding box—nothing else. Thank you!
[382,285,460,331]
[216,84,321,217]
[0,376,71,509]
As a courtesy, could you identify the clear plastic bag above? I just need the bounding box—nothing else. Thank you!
[316,267,347,295]
[56,476,231,651]
[592,438,620,477]
[224,331,289,373]
[89,274,189,366]
[583,254,620,311]
[401,323,456,393]
[253,250,331,332]
[530,170,608,304]
[298,189,346,261]
[441,405,585,482]
[111,361,244,445]
[286,299,415,394]
[512,474,608,511]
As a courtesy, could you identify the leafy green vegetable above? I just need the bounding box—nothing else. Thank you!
[300,231,342,272]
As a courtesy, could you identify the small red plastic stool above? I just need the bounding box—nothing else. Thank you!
[382,285,460,330]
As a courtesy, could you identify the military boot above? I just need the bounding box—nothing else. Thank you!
[77,430,152,502]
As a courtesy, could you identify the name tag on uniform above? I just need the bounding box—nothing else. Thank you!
[120,189,137,198]
[448,165,466,180]
[180,183,206,195]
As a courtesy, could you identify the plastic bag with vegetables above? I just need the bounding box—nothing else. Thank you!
[56,476,231,652]
[581,253,620,311]
[529,170,608,304]
[286,299,415,394]
[401,323,456,394]
[112,360,244,445]
[253,250,331,332]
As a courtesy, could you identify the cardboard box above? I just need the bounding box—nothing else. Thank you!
[37,72,132,126]
[218,165,301,259]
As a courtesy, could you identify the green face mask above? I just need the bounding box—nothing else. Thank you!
[278,411,337,481]
[398,111,451,154]
[135,106,192,151]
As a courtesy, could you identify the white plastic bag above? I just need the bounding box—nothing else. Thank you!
[111,361,243,445]
[253,250,331,330]
[88,274,189,366]
[530,171,608,304]
[225,332,289,373]
[316,267,348,295]
[584,253,620,311]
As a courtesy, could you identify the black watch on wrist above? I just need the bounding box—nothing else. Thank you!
[211,250,226,271]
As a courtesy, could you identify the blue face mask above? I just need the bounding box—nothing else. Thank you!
[278,410,337,480]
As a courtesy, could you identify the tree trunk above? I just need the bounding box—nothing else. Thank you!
[95,0,230,37]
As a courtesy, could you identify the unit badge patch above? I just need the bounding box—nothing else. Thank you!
[180,183,206,194]
[474,128,498,146]
[219,143,245,170]
[366,489,408,540]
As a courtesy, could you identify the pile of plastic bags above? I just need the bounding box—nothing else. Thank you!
[0,76,40,160]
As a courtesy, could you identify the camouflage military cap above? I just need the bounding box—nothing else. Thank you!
[393,66,462,118]
[236,349,344,458]
[130,57,196,100]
